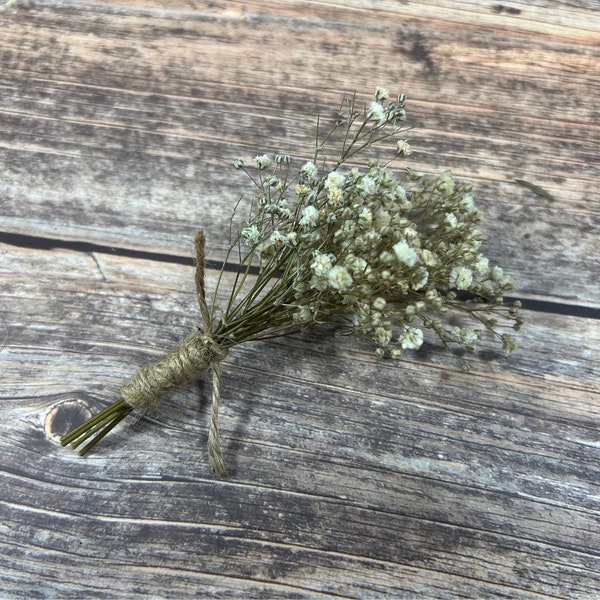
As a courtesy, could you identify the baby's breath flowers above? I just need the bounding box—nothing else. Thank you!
[61,88,523,473]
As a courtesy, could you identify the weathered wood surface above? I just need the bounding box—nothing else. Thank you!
[1,0,599,598]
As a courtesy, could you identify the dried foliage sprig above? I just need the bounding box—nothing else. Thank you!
[62,87,523,472]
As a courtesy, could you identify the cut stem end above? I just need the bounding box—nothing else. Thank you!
[60,399,132,456]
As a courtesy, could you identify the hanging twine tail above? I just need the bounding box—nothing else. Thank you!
[208,362,225,474]
[62,231,229,473]
[195,230,228,474]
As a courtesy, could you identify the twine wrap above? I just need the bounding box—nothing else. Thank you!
[120,331,227,411]
[120,231,229,473]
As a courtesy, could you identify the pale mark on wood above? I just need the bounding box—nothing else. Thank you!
[45,399,92,443]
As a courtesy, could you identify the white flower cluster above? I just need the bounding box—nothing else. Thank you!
[232,89,522,366]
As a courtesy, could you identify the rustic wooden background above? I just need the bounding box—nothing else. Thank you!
[1,0,599,597]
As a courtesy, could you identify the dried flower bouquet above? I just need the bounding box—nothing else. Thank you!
[61,88,523,473]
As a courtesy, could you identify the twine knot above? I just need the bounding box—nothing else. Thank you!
[120,231,229,474]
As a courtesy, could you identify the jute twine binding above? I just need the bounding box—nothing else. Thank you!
[120,231,228,473]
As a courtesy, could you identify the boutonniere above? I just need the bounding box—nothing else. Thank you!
[62,87,523,473]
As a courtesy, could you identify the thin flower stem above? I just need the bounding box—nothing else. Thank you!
[60,399,132,453]
[60,400,124,445]
[76,412,129,456]
[223,251,291,327]
[70,410,122,450]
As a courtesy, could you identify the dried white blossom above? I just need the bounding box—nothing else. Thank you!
[460,194,475,212]
[374,326,393,346]
[491,266,504,281]
[254,154,271,170]
[358,207,373,228]
[411,267,429,290]
[241,225,261,245]
[452,327,481,346]
[437,171,455,194]
[269,230,287,246]
[393,241,419,267]
[310,252,334,277]
[299,205,319,227]
[420,249,438,267]
[328,187,343,205]
[326,265,353,292]
[367,101,386,124]
[301,161,319,182]
[375,86,390,101]
[373,297,387,311]
[501,333,519,355]
[474,254,489,274]
[449,266,474,290]
[444,212,458,229]
[358,175,377,196]
[325,171,346,190]
[396,139,412,156]
[401,327,424,350]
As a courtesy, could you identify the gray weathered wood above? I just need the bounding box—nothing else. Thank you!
[1,0,598,301]
[1,0,599,598]
[2,245,599,597]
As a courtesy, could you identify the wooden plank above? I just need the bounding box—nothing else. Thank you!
[1,243,599,596]
[1,0,599,597]
[0,0,598,304]
[47,0,600,41]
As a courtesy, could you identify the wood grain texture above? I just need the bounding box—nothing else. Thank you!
[1,0,599,598]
